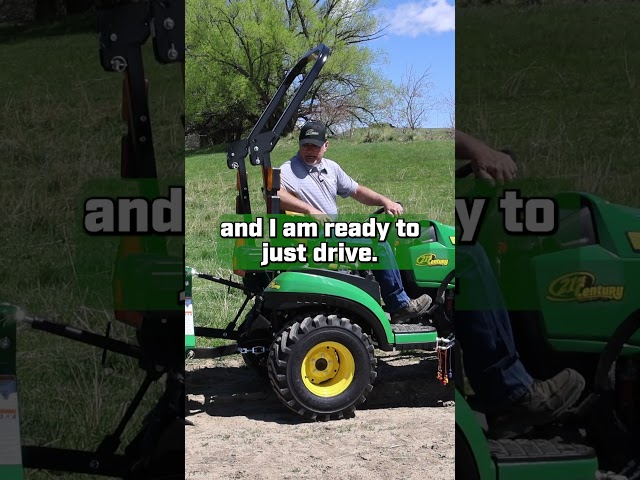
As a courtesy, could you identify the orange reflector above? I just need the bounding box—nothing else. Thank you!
[114,310,144,329]
[264,168,273,190]
[233,238,245,275]
[120,237,143,255]
[113,279,144,328]
[113,237,144,328]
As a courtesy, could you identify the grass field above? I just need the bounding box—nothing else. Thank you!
[456,2,640,206]
[185,133,454,344]
[1,15,183,478]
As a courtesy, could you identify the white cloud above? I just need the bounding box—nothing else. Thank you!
[378,0,454,37]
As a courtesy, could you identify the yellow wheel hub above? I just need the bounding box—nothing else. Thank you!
[301,341,355,397]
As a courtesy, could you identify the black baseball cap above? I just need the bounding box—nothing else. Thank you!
[299,121,327,147]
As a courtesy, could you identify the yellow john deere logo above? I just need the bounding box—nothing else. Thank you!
[547,272,624,302]
[416,253,449,267]
[267,281,281,290]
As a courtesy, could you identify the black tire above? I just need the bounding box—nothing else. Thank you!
[267,314,377,421]
[456,427,480,480]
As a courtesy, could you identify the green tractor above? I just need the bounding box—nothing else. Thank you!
[184,44,456,420]
[455,165,640,479]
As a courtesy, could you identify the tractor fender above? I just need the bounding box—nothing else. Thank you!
[595,308,640,392]
[262,271,394,349]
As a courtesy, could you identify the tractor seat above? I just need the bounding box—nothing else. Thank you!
[420,225,436,243]
[300,268,381,303]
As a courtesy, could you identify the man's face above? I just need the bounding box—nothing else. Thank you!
[299,141,328,165]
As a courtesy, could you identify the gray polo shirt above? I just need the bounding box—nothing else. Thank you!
[279,154,359,217]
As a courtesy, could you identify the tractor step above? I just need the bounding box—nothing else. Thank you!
[489,438,597,480]
[489,438,595,462]
[390,322,437,349]
[390,323,436,334]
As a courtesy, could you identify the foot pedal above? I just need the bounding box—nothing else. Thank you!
[1,306,24,479]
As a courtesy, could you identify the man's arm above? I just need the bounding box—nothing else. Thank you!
[277,189,330,221]
[350,186,403,215]
[456,130,517,183]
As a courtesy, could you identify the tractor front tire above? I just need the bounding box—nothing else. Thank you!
[267,314,377,421]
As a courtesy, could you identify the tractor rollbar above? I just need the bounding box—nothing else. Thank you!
[226,44,331,215]
[246,44,331,168]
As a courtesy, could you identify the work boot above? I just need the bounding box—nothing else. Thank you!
[390,294,432,324]
[488,368,586,439]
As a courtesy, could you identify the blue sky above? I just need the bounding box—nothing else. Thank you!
[370,0,455,128]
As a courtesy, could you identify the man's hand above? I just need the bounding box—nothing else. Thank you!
[383,200,404,216]
[471,147,517,184]
[352,186,403,215]
[279,189,330,223]
[456,130,517,185]
[307,206,331,224]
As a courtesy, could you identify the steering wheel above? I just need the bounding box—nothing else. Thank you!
[372,201,403,215]
[426,268,455,328]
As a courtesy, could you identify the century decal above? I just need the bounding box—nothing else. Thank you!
[416,253,449,267]
[547,272,624,302]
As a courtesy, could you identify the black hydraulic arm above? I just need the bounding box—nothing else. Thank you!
[226,44,331,215]
[246,44,331,167]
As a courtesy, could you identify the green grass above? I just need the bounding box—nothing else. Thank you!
[185,135,454,345]
[456,2,640,206]
[1,14,183,479]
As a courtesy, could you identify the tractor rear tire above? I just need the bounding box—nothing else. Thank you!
[267,314,377,421]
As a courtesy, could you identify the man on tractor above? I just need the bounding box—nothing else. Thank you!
[456,130,586,438]
[277,120,432,324]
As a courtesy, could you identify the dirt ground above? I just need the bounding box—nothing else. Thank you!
[185,349,455,480]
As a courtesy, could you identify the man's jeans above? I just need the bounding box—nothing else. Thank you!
[324,234,410,312]
[456,243,533,414]
[370,241,411,312]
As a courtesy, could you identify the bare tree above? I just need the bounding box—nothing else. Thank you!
[304,90,352,134]
[442,89,455,139]
[394,66,438,130]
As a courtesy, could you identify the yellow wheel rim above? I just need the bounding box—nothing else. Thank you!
[301,341,355,397]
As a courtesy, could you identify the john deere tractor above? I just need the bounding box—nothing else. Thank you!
[184,44,456,420]
[455,163,640,479]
